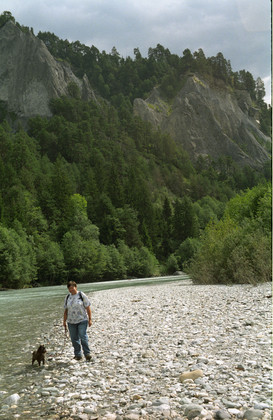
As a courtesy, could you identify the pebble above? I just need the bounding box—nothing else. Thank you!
[179,369,204,382]
[0,281,272,419]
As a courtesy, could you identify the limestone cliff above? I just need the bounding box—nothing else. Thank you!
[0,21,95,120]
[134,75,271,168]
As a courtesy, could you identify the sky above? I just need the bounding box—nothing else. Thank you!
[1,0,271,103]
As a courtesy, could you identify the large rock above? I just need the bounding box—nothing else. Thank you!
[0,21,95,120]
[134,75,271,168]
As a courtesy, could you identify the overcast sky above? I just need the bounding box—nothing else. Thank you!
[1,0,271,103]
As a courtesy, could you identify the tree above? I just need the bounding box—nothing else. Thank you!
[0,224,37,288]
[224,182,272,233]
[102,244,126,280]
[236,70,256,98]
[175,237,200,269]
[172,197,199,246]
[159,197,173,258]
[116,206,142,247]
[255,77,265,105]
[181,48,194,72]
[193,48,208,73]
[134,47,142,60]
[61,230,104,281]
[208,52,231,82]
[189,183,272,284]
[0,11,15,28]
[148,44,170,63]
[49,156,75,233]
[35,234,65,285]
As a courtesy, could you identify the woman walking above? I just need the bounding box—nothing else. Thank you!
[63,281,92,361]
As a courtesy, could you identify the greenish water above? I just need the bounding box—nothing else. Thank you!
[0,275,190,398]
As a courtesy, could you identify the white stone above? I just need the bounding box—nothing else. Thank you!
[4,393,20,405]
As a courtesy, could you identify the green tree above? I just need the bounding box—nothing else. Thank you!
[175,237,200,269]
[255,77,265,105]
[189,183,272,284]
[159,197,173,259]
[172,197,199,246]
[181,48,194,72]
[61,230,103,281]
[49,156,75,234]
[0,11,15,28]
[116,206,142,247]
[0,224,37,288]
[163,253,179,275]
[224,182,271,230]
[35,234,65,285]
[102,244,126,280]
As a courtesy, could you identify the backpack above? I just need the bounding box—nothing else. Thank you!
[65,291,84,306]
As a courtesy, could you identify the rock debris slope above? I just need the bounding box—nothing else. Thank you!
[134,76,271,168]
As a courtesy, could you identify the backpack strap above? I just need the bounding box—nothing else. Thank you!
[65,291,84,306]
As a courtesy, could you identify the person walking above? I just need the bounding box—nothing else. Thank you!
[63,281,92,361]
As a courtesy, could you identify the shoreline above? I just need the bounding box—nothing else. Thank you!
[1,281,272,419]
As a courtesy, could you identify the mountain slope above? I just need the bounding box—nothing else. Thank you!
[0,18,271,169]
[134,75,270,168]
[0,20,95,120]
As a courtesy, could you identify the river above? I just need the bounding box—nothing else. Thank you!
[0,274,191,399]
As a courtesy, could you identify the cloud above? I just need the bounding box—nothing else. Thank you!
[1,0,271,102]
[236,0,271,32]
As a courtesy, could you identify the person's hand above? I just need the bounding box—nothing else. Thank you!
[88,319,92,327]
[64,322,67,333]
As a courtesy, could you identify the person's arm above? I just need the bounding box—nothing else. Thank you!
[86,305,92,327]
[63,308,68,333]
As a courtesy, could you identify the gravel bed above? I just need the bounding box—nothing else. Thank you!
[1,281,272,420]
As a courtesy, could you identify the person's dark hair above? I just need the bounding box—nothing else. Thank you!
[67,281,77,289]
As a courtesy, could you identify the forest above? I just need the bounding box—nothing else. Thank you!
[0,12,271,288]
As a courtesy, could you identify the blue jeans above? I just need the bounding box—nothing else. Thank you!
[67,320,91,357]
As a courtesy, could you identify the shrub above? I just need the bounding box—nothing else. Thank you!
[175,237,201,269]
[189,183,272,284]
[163,254,179,275]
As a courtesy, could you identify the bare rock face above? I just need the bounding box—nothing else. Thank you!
[134,75,271,168]
[0,21,95,119]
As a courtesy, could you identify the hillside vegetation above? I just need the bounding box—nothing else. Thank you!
[0,12,271,288]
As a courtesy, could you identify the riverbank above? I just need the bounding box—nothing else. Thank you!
[1,281,272,419]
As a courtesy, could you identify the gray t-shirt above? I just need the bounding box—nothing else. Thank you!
[64,292,91,324]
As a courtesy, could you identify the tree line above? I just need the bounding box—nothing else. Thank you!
[0,94,270,288]
[35,33,271,137]
[0,11,271,135]
[0,12,271,287]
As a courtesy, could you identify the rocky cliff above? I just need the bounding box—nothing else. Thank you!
[134,75,271,168]
[0,21,95,120]
[0,20,270,169]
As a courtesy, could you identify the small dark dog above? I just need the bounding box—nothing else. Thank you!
[32,345,46,366]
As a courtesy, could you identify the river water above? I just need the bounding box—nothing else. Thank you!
[0,275,190,399]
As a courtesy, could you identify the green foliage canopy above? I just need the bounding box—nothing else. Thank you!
[188,182,272,284]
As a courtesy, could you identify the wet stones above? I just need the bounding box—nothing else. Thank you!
[0,281,272,419]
